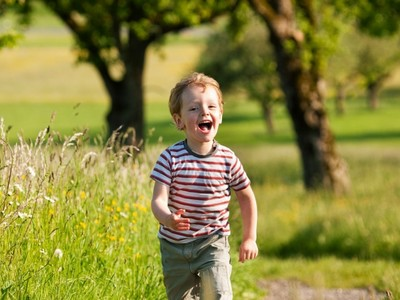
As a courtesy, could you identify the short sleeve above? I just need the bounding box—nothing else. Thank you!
[150,150,172,186]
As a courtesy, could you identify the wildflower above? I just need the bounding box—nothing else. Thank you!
[40,249,47,256]
[54,248,63,259]
[17,212,32,219]
[108,235,116,241]
[14,184,24,194]
[119,212,128,219]
[44,195,57,203]
[26,166,36,178]
[79,191,87,200]
[134,203,147,212]
[79,222,87,229]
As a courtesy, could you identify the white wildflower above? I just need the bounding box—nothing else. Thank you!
[44,195,57,203]
[17,212,32,219]
[120,212,128,219]
[40,249,47,255]
[26,166,36,178]
[54,248,63,259]
[14,184,24,194]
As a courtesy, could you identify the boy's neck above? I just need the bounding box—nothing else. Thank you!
[185,140,216,156]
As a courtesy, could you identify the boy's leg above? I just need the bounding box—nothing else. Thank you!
[196,235,233,300]
[199,264,232,300]
[159,238,200,300]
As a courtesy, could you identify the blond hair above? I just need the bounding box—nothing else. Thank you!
[169,72,224,116]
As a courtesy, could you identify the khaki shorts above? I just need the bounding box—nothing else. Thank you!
[159,234,232,300]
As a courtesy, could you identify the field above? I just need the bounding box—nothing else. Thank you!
[1,5,400,299]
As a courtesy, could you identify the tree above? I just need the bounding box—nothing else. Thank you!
[326,27,360,115]
[328,28,400,112]
[0,0,31,50]
[196,18,283,134]
[354,33,400,110]
[40,0,239,147]
[248,0,351,193]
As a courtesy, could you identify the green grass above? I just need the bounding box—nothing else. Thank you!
[2,5,400,298]
[1,127,400,298]
[0,102,107,142]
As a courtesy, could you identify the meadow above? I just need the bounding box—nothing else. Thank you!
[1,6,400,299]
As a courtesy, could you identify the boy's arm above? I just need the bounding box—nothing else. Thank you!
[151,181,190,231]
[235,185,258,263]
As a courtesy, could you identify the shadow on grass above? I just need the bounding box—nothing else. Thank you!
[335,130,400,143]
[274,218,400,260]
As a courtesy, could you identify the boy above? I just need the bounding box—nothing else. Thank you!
[150,72,258,300]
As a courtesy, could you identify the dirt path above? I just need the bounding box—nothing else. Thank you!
[260,279,389,300]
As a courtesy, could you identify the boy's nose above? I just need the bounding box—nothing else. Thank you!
[201,107,209,115]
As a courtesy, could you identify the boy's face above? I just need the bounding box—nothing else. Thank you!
[173,84,223,147]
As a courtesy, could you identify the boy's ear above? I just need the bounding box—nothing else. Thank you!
[173,113,184,130]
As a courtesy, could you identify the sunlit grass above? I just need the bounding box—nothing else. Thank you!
[0,127,165,299]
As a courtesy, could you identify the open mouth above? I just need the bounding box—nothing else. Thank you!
[198,121,212,131]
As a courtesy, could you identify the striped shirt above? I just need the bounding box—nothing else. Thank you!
[150,140,250,244]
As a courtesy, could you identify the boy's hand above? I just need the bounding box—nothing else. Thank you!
[239,239,258,263]
[166,209,190,231]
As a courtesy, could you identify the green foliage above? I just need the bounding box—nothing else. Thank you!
[0,30,22,49]
[0,0,31,50]
[40,0,238,68]
[196,17,283,134]
[327,28,400,100]
[356,0,400,36]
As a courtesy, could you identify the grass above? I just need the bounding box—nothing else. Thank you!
[0,130,166,299]
[1,4,400,299]
[1,126,399,298]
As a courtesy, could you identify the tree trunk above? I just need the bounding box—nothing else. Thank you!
[366,81,380,110]
[277,42,349,193]
[261,102,275,134]
[250,0,350,194]
[335,83,346,115]
[100,37,148,148]
[366,73,389,110]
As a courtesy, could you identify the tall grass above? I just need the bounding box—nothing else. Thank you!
[0,121,165,299]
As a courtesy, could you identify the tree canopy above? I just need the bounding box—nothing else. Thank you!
[40,0,239,146]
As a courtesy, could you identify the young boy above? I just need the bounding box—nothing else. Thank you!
[150,72,258,300]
